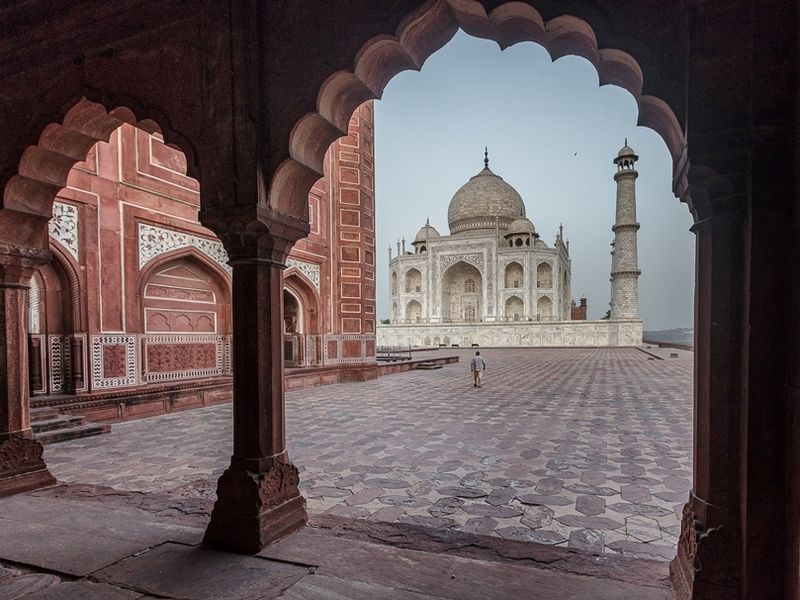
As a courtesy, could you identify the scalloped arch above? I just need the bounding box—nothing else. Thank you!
[3,97,199,229]
[271,0,686,219]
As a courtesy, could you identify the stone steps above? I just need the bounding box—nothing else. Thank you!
[415,361,443,370]
[31,408,111,445]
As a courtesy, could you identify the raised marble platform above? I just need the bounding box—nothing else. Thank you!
[377,319,643,348]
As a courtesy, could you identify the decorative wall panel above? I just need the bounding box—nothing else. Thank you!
[286,259,321,291]
[138,223,231,274]
[49,202,80,261]
[91,335,138,388]
[141,334,225,382]
[48,335,65,393]
[323,334,376,364]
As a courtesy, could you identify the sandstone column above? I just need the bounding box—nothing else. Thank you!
[670,183,745,600]
[203,221,307,553]
[609,142,641,320]
[0,259,56,496]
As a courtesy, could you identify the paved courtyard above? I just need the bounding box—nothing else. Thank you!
[44,347,692,560]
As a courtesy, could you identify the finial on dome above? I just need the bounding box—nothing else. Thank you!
[484,146,489,169]
[426,217,430,226]
[625,137,628,146]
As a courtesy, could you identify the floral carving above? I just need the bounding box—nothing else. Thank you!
[146,284,215,302]
[49,202,79,260]
[141,335,224,382]
[0,436,45,472]
[147,343,217,372]
[671,502,699,600]
[103,344,128,379]
[258,457,301,508]
[139,223,231,274]
[286,258,321,291]
[439,253,484,274]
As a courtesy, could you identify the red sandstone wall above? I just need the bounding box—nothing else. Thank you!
[323,102,377,369]
[36,103,377,401]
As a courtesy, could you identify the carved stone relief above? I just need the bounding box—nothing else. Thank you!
[49,201,80,261]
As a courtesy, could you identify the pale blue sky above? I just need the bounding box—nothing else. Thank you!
[373,32,694,331]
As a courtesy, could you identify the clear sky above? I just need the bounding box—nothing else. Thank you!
[372,32,694,331]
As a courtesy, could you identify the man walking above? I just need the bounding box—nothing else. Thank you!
[471,351,486,388]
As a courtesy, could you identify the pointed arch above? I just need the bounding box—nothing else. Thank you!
[405,299,423,322]
[405,267,422,293]
[137,247,232,335]
[269,0,686,221]
[505,295,524,320]
[442,260,483,322]
[537,295,553,319]
[537,262,553,288]
[504,261,524,288]
[283,267,322,337]
[3,98,201,260]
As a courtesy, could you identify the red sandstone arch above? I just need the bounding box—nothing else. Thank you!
[48,241,86,334]
[270,0,686,221]
[1,98,200,256]
[136,247,232,335]
[283,269,322,336]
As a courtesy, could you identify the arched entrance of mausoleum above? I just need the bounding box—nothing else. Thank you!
[442,261,483,323]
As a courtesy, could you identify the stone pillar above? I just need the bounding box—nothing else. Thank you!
[609,143,641,321]
[670,188,745,600]
[0,261,56,497]
[203,225,307,553]
[28,337,43,392]
[69,336,85,391]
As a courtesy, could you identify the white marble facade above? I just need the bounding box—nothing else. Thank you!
[387,154,571,327]
[378,147,644,348]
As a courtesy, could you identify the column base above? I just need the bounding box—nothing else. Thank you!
[203,454,307,553]
[0,435,56,497]
[670,496,741,599]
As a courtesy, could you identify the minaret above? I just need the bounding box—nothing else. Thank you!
[609,140,641,320]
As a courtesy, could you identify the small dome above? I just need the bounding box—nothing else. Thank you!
[617,144,635,157]
[447,159,526,235]
[614,140,638,163]
[414,222,440,243]
[506,217,535,236]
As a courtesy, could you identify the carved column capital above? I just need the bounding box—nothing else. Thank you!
[199,205,310,265]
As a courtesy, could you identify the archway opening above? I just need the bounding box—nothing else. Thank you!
[441,261,483,323]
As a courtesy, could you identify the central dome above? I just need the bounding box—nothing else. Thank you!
[447,158,526,235]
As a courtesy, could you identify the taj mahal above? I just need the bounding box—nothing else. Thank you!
[377,144,644,347]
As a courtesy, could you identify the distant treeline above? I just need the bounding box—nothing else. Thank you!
[643,328,694,346]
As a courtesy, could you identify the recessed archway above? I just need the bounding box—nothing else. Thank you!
[442,261,483,322]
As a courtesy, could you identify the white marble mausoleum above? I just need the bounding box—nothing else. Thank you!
[377,147,644,348]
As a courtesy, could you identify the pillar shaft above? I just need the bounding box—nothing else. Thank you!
[0,262,55,497]
[203,232,307,553]
[671,196,745,599]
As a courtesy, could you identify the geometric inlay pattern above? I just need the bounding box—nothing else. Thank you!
[138,223,231,274]
[91,335,138,388]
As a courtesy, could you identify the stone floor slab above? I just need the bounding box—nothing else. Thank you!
[94,543,309,600]
[44,347,692,558]
[260,528,670,600]
[0,516,149,577]
[278,574,445,600]
[17,580,149,600]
